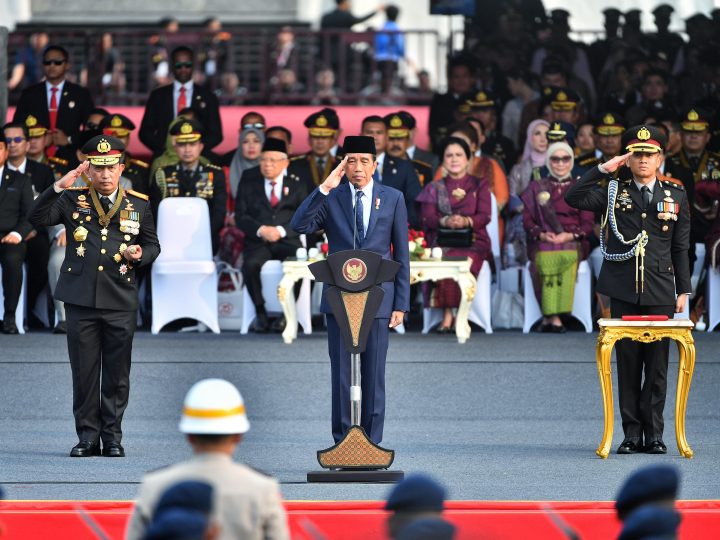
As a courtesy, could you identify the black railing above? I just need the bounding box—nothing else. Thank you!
[7,27,441,106]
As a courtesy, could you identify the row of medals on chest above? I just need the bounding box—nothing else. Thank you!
[615,187,679,232]
[71,193,140,276]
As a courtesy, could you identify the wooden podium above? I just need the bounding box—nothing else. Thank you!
[595,319,696,459]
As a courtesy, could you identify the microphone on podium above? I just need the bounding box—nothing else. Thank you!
[352,182,360,250]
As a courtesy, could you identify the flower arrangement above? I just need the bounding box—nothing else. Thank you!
[408,229,430,261]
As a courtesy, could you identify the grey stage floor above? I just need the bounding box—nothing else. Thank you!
[1,330,719,502]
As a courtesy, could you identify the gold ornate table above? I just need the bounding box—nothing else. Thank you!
[595,318,696,459]
[278,258,477,344]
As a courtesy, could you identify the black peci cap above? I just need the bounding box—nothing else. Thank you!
[343,136,376,155]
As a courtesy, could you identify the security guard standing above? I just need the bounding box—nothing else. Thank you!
[29,135,161,457]
[290,109,341,186]
[127,378,290,540]
[566,125,691,455]
[151,118,227,253]
[98,113,151,195]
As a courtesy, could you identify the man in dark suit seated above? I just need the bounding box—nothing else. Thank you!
[0,136,35,334]
[361,115,422,228]
[235,138,313,333]
[140,46,223,158]
[4,121,56,329]
[13,44,94,162]
[291,136,410,444]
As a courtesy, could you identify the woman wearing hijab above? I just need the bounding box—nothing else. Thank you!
[227,126,265,200]
[521,142,594,332]
[417,137,493,333]
[508,119,549,196]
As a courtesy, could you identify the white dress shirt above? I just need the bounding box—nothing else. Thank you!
[45,80,66,109]
[173,80,194,117]
[406,145,416,160]
[258,172,287,238]
[7,159,27,174]
[0,166,23,242]
[349,179,374,233]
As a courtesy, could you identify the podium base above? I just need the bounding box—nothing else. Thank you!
[307,469,405,483]
[316,425,395,469]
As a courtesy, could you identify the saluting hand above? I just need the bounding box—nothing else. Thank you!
[56,161,89,189]
[320,155,348,192]
[601,152,632,173]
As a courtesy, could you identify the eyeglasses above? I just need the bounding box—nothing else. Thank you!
[43,59,65,66]
[243,122,265,129]
[259,157,286,164]
[550,155,572,163]
[174,61,193,69]
[5,136,26,144]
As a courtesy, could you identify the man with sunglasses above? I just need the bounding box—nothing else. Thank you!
[3,122,56,330]
[566,125,691,456]
[140,46,222,158]
[0,130,35,334]
[13,45,94,162]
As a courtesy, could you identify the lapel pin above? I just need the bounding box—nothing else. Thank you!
[283,186,289,196]
[69,101,75,108]
[375,197,381,210]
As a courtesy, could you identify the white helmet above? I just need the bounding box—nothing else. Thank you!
[179,379,250,434]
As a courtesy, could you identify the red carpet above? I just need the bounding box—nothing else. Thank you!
[1,500,718,539]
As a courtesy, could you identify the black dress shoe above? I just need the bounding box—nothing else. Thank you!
[270,316,286,333]
[549,324,567,334]
[539,323,552,333]
[53,321,67,334]
[102,443,125,457]
[617,439,642,454]
[2,319,19,335]
[435,325,452,334]
[644,440,667,454]
[70,441,100,457]
[252,309,269,333]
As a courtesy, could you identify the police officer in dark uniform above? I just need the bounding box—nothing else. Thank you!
[460,90,517,172]
[22,114,70,181]
[289,109,341,187]
[665,108,720,254]
[383,112,433,187]
[29,135,161,457]
[151,118,227,254]
[566,125,691,455]
[99,113,151,195]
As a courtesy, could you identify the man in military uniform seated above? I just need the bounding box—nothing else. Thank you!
[235,138,312,333]
[459,90,517,172]
[384,112,433,187]
[22,114,70,181]
[99,113,150,194]
[29,135,160,457]
[396,110,438,175]
[566,125,691,455]
[290,109,341,186]
[151,118,227,254]
[3,121,56,329]
[665,108,720,271]
[580,112,626,170]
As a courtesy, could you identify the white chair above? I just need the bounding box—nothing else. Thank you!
[240,261,313,335]
[707,265,720,331]
[522,260,593,333]
[151,198,220,334]
[589,246,603,280]
[488,193,501,267]
[0,266,26,334]
[422,260,493,334]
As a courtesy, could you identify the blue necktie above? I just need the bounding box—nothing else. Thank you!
[373,163,382,183]
[355,190,365,246]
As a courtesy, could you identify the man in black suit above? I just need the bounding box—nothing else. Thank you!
[151,119,227,254]
[361,115,422,228]
[4,121,56,329]
[13,45,94,161]
[30,135,160,457]
[140,46,223,157]
[235,138,313,333]
[0,137,35,334]
[566,125,691,456]
[428,55,476,153]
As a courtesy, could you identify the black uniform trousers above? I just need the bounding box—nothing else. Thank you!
[610,298,674,444]
[25,233,50,321]
[242,242,298,309]
[65,303,137,445]
[0,242,26,319]
[327,314,389,445]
